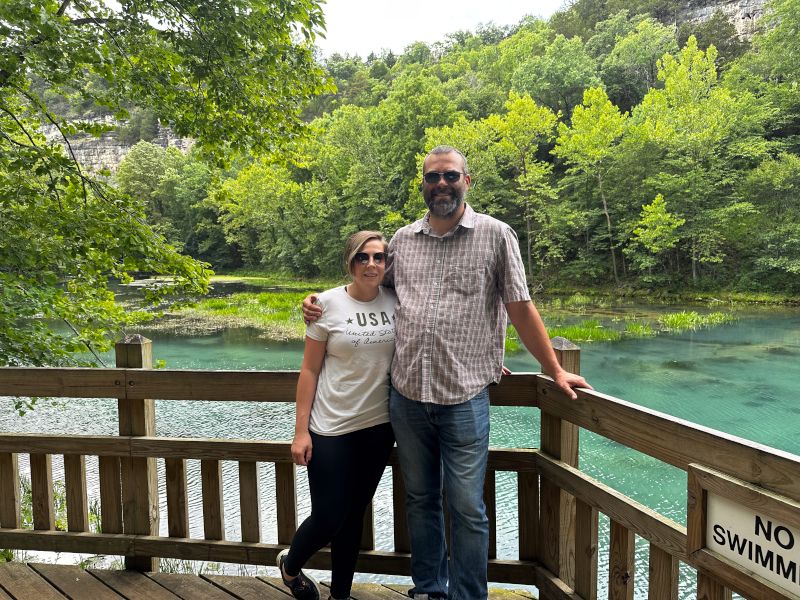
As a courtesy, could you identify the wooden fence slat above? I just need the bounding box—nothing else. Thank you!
[0,452,20,528]
[238,461,261,543]
[538,472,561,575]
[697,572,733,600]
[574,498,597,600]
[98,456,122,534]
[609,519,635,600]
[648,543,678,600]
[275,462,297,545]
[484,470,496,559]
[518,471,538,561]
[165,458,189,538]
[29,454,54,530]
[201,459,225,541]
[361,501,375,550]
[64,454,88,532]
[392,467,410,553]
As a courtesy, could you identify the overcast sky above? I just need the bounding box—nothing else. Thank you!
[314,0,564,58]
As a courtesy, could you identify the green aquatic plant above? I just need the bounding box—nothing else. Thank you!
[564,292,593,307]
[548,319,622,343]
[624,320,656,337]
[658,311,737,332]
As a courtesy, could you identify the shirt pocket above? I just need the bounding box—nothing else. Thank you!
[445,264,484,295]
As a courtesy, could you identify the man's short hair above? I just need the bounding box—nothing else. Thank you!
[426,145,468,175]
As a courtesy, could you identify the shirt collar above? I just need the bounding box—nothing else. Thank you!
[413,203,476,236]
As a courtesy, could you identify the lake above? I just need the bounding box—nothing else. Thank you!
[2,303,799,598]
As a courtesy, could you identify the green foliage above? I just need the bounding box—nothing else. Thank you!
[1,0,329,366]
[624,320,656,337]
[658,310,737,331]
[548,319,623,342]
[511,35,602,117]
[677,10,748,68]
[173,289,327,340]
[20,476,68,531]
[601,17,679,111]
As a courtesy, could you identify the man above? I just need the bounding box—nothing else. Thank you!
[304,146,590,599]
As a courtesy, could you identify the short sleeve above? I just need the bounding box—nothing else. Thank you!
[305,296,329,341]
[498,226,531,304]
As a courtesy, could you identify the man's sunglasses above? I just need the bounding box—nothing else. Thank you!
[354,252,386,265]
[423,170,464,184]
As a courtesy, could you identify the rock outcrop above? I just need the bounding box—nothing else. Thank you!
[677,0,767,39]
[42,116,192,174]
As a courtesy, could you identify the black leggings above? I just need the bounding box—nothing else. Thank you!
[284,422,394,599]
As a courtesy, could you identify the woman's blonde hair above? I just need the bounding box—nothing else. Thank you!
[343,230,387,277]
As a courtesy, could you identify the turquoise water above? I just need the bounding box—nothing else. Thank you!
[2,307,799,597]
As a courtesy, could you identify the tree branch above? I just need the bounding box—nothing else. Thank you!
[56,0,71,17]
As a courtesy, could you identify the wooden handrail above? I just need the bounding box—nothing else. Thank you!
[0,367,540,406]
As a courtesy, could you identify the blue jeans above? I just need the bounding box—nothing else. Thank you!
[390,387,490,600]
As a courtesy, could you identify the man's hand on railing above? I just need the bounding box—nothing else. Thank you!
[552,368,593,401]
[292,430,313,466]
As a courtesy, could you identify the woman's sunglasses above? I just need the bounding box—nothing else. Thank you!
[354,252,386,265]
[423,170,464,184]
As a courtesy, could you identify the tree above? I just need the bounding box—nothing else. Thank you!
[0,0,329,366]
[624,194,685,279]
[738,153,800,290]
[624,37,767,283]
[601,17,678,111]
[490,93,560,279]
[677,10,748,68]
[511,34,601,117]
[554,87,628,284]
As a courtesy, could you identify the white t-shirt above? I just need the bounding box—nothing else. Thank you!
[306,285,397,435]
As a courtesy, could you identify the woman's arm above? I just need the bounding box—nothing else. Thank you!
[292,337,327,466]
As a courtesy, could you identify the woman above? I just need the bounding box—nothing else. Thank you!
[277,231,396,600]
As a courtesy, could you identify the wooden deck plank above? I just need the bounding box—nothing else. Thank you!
[203,574,291,599]
[30,563,124,599]
[384,584,535,599]
[89,568,182,600]
[146,572,238,599]
[0,563,539,600]
[0,563,66,600]
[324,582,407,600]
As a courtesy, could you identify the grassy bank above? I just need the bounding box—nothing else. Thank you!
[138,276,747,352]
[138,275,343,340]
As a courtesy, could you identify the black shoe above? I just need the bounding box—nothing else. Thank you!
[277,549,320,600]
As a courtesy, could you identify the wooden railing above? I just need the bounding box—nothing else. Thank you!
[0,335,799,600]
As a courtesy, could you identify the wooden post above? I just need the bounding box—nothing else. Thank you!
[539,336,580,588]
[116,334,159,572]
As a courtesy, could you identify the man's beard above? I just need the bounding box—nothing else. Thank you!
[424,187,466,218]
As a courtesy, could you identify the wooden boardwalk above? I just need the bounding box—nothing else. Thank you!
[0,563,536,599]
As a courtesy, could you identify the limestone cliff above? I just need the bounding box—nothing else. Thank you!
[42,116,193,174]
[677,0,767,39]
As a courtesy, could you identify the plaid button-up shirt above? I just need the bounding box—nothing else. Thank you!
[385,204,530,405]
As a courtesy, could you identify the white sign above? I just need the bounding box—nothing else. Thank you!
[708,492,800,594]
